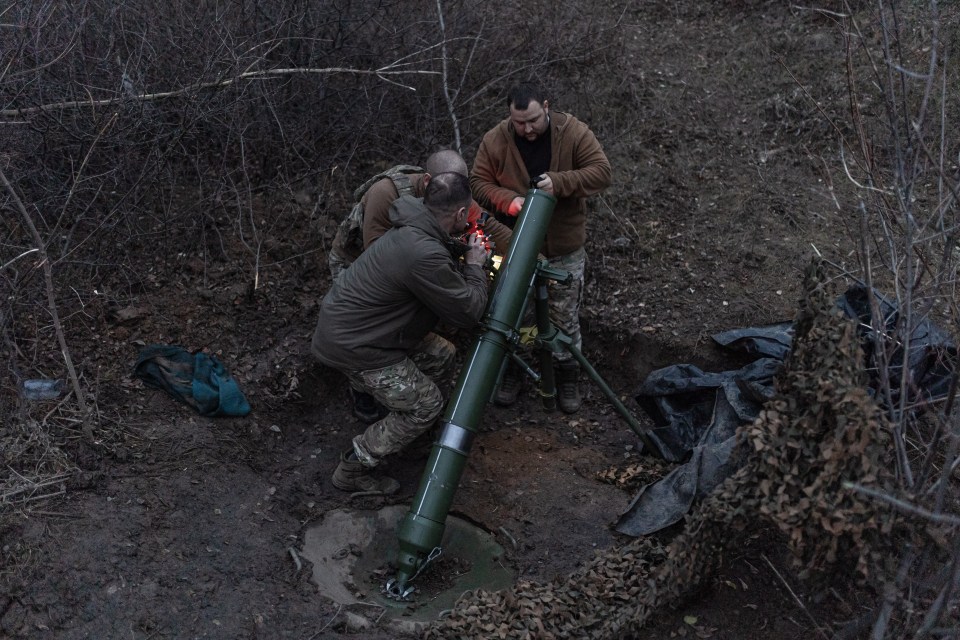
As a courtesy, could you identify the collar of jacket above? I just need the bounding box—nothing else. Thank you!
[388,194,453,244]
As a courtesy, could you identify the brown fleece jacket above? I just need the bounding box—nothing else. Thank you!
[470,110,612,257]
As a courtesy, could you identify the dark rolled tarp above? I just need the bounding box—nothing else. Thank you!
[617,286,957,537]
[837,285,958,405]
[636,358,781,463]
[617,391,742,536]
[711,322,794,360]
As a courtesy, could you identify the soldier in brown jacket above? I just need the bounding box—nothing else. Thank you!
[328,150,511,282]
[470,83,612,412]
[312,173,490,494]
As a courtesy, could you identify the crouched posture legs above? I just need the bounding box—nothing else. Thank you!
[332,333,455,493]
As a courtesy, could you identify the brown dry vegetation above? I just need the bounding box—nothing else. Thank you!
[2,1,958,638]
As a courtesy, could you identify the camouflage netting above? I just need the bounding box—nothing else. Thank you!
[425,261,920,639]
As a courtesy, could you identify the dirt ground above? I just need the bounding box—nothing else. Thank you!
[3,3,884,639]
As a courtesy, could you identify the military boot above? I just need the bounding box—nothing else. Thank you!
[493,361,522,407]
[331,450,400,494]
[556,360,582,414]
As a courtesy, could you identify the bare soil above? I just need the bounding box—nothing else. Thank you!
[2,3,874,639]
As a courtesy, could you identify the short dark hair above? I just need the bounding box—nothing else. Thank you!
[424,172,471,214]
[507,83,546,110]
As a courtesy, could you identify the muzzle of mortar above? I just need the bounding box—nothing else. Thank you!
[388,187,557,596]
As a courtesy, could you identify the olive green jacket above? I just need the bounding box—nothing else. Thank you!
[312,195,488,371]
[328,171,513,266]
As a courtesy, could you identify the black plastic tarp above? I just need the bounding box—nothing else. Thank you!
[637,356,782,463]
[616,287,957,537]
[837,286,958,405]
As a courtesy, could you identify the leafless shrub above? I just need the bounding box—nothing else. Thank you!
[0,0,627,518]
[819,1,960,636]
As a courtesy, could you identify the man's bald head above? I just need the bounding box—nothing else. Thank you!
[424,149,468,177]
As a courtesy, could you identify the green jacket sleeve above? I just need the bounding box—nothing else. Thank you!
[406,251,488,329]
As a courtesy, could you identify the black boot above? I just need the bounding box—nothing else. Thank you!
[556,361,582,414]
[331,450,399,494]
[493,361,523,407]
[350,388,386,424]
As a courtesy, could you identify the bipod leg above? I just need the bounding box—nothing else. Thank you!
[562,342,660,455]
[536,348,557,411]
[507,351,540,383]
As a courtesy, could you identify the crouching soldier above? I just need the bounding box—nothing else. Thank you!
[311,173,490,493]
[328,149,511,423]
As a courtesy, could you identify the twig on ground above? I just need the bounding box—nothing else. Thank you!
[288,547,302,573]
[1,472,73,503]
[761,554,830,640]
[498,526,518,549]
[597,194,642,244]
[313,603,342,637]
[348,490,390,499]
[350,602,388,626]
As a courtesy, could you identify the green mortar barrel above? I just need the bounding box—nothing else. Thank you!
[392,188,557,590]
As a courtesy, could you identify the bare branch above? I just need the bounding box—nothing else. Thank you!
[0,167,91,438]
[0,66,441,117]
[436,0,462,154]
[844,482,960,527]
[1,248,39,271]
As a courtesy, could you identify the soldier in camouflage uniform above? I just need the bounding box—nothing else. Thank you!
[311,173,490,494]
[327,150,512,424]
[328,150,512,283]
[342,332,454,468]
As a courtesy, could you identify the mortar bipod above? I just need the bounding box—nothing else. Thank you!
[493,259,660,455]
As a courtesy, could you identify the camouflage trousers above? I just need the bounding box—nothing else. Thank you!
[541,247,586,363]
[344,333,455,467]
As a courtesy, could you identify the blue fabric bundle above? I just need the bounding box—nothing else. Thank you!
[134,345,251,417]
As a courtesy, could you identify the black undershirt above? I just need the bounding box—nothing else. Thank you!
[497,124,551,228]
[515,125,552,184]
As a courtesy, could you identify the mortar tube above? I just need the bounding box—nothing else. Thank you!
[392,188,557,589]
